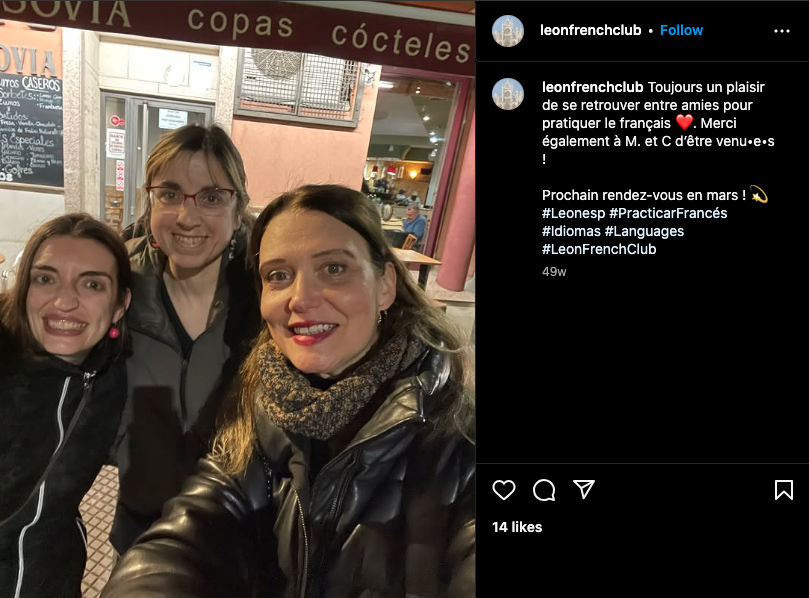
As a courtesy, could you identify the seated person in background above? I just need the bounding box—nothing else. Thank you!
[101,184,475,598]
[394,188,409,205]
[403,200,428,245]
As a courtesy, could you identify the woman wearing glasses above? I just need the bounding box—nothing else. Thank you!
[109,124,261,556]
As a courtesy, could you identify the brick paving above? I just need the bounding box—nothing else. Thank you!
[79,465,118,597]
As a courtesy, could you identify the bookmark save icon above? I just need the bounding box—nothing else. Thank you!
[573,480,595,500]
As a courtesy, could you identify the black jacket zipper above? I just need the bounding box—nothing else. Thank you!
[305,453,359,598]
[302,415,424,597]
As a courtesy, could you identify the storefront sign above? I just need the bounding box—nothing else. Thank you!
[0,43,58,77]
[158,108,188,129]
[110,114,125,126]
[115,159,125,191]
[106,128,125,159]
[0,1,474,76]
[0,72,63,186]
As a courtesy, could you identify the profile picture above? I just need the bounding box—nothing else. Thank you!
[492,78,524,111]
[492,15,524,47]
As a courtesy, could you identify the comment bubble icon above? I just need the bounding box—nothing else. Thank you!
[533,479,556,501]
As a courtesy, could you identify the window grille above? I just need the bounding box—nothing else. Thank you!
[235,48,363,127]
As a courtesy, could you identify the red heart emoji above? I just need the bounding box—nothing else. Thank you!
[676,114,693,131]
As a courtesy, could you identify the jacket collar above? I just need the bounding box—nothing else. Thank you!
[125,226,250,345]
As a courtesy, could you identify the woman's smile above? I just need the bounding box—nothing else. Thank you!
[42,316,88,335]
[289,321,338,345]
[171,232,209,249]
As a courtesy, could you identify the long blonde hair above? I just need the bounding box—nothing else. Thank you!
[213,185,473,476]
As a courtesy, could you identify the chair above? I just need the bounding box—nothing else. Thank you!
[402,234,417,250]
[383,230,407,248]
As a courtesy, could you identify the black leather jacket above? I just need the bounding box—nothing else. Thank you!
[103,350,475,597]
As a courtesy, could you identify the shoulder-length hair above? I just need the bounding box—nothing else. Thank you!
[213,184,473,476]
[0,213,132,359]
[132,123,253,239]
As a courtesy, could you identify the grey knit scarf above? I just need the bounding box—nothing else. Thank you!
[256,332,426,440]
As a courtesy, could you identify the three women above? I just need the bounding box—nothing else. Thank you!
[1,126,476,596]
[104,184,475,596]
[0,214,132,597]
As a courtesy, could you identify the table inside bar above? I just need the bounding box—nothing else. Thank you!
[392,248,441,289]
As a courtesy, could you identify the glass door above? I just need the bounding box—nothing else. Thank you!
[101,94,212,233]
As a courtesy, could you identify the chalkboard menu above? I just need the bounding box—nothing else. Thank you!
[0,73,64,187]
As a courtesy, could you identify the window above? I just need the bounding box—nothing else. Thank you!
[235,48,364,127]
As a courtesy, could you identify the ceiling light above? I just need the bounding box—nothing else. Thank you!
[422,115,430,121]
[429,136,438,143]
[378,80,395,89]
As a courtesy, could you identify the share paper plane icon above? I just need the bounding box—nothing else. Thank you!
[573,480,595,500]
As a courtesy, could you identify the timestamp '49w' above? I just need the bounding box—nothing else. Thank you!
[542,266,566,277]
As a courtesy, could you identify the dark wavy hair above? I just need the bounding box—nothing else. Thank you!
[213,184,474,475]
[0,213,132,360]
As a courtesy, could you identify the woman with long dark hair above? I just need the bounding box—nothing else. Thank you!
[103,184,475,596]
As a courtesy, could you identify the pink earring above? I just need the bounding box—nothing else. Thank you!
[108,326,121,339]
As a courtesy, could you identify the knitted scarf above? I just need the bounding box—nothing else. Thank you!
[256,332,426,440]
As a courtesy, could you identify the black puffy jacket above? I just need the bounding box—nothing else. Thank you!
[102,350,475,597]
[0,327,126,598]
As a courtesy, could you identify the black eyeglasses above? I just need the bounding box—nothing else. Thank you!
[147,186,236,213]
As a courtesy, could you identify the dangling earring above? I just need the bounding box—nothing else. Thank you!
[228,235,237,260]
[377,309,387,326]
[108,324,121,339]
[146,227,159,249]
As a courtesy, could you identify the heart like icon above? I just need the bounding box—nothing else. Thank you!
[676,113,694,131]
[492,480,516,501]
